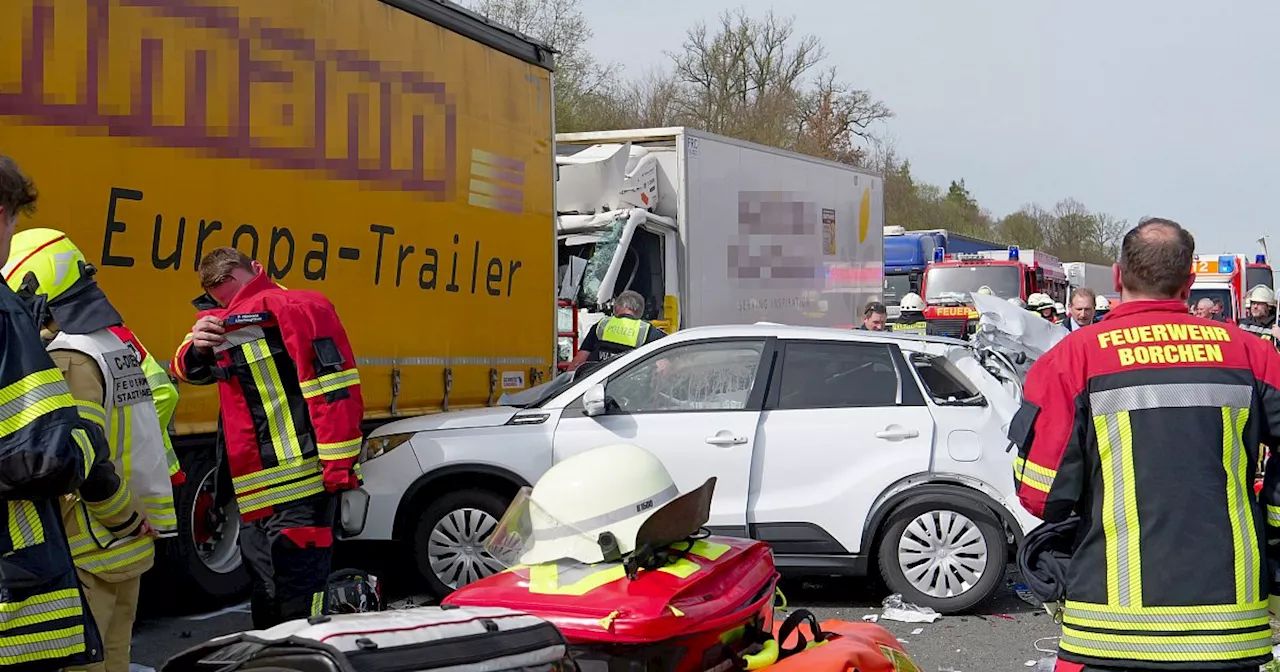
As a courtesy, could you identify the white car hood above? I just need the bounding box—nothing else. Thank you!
[371,406,519,435]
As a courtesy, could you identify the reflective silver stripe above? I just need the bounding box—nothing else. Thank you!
[0,376,69,423]
[159,356,549,369]
[213,326,266,354]
[0,590,80,630]
[6,501,42,549]
[301,369,360,397]
[1268,505,1280,527]
[1061,626,1271,658]
[232,457,321,494]
[0,625,86,664]
[1018,465,1053,491]
[1063,602,1269,627]
[75,401,106,428]
[1090,383,1251,415]
[532,484,681,541]
[238,474,326,513]
[1101,413,1136,607]
[1225,407,1257,603]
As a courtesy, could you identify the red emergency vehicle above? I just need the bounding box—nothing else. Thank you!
[921,246,1067,338]
[1189,254,1274,324]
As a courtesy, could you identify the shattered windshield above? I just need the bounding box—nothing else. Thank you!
[925,266,1021,303]
[568,215,626,309]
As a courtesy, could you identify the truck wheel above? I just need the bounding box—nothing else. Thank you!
[161,451,251,608]
[412,489,510,599]
[876,499,1007,614]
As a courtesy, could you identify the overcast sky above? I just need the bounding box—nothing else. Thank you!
[581,0,1280,257]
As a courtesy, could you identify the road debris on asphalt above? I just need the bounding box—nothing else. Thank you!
[879,593,941,623]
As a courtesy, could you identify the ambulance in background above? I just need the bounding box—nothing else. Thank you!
[1189,254,1273,323]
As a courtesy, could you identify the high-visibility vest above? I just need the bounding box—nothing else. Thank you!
[590,316,651,362]
[891,321,926,335]
[48,328,177,541]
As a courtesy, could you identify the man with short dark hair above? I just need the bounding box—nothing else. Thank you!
[1064,287,1096,332]
[171,247,364,628]
[1012,218,1280,671]
[567,290,666,370]
[859,301,888,331]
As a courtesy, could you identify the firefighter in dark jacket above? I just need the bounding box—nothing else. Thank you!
[170,247,364,629]
[1011,217,1280,671]
[0,155,146,671]
[566,290,666,370]
[891,293,927,334]
[1237,284,1280,349]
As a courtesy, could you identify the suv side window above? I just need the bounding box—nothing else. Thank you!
[604,340,766,414]
[774,341,901,409]
[910,353,985,405]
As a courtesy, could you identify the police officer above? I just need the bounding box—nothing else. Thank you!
[3,229,176,672]
[0,155,146,671]
[1012,217,1280,671]
[891,293,927,334]
[567,290,666,370]
[172,247,364,628]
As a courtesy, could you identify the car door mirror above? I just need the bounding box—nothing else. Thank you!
[583,383,608,417]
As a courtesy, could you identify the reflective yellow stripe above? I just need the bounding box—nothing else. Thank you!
[0,624,87,666]
[142,496,178,532]
[1063,600,1269,631]
[75,400,106,428]
[85,482,130,520]
[686,539,730,560]
[317,438,362,461]
[300,369,361,399]
[244,339,303,464]
[6,501,44,550]
[527,549,712,596]
[68,533,154,573]
[1060,624,1272,662]
[71,428,94,480]
[1013,456,1055,493]
[237,472,326,515]
[598,317,648,347]
[0,368,75,438]
[1223,407,1259,604]
[146,370,174,393]
[1094,410,1140,607]
[0,589,80,632]
[310,592,324,617]
[232,457,322,495]
[1267,505,1280,528]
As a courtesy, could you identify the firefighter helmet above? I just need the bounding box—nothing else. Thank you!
[899,293,926,312]
[1027,293,1054,311]
[1247,284,1276,307]
[1054,302,1066,316]
[1008,297,1027,308]
[1,228,90,300]
[976,285,994,296]
[1095,295,1111,311]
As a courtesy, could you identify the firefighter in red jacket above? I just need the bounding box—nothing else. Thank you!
[1011,218,1280,671]
[170,247,363,629]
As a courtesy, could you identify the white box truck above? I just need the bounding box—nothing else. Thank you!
[554,128,884,360]
[1064,262,1115,298]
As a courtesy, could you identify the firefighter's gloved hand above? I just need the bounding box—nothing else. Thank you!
[323,464,359,492]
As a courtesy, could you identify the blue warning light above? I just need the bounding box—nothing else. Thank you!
[1218,255,1235,274]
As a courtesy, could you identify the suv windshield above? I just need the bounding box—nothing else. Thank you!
[925,265,1021,303]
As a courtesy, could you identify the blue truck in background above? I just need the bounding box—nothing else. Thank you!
[883,226,1003,316]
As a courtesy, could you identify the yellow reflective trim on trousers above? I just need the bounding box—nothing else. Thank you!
[301,369,361,399]
[75,400,106,428]
[1267,505,1280,528]
[232,457,321,495]
[69,534,154,573]
[71,428,93,480]
[317,438,362,461]
[311,592,324,617]
[1013,456,1053,493]
[1063,600,1269,631]
[1094,411,1141,607]
[1059,625,1272,662]
[1223,407,1259,604]
[237,473,326,515]
[0,368,76,438]
[6,501,44,550]
[0,624,87,666]
[244,339,302,464]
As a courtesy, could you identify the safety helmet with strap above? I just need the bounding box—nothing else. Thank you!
[898,292,925,312]
[976,285,994,296]
[1247,284,1276,307]
[1095,295,1111,311]
[1027,293,1053,311]
[2,228,89,300]
[1054,302,1066,315]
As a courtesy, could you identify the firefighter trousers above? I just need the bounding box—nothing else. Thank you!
[239,494,335,630]
[64,570,141,672]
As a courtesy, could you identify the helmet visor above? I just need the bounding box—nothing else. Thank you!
[485,486,601,569]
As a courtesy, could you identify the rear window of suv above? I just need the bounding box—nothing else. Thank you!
[774,342,900,409]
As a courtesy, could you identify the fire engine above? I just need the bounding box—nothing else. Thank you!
[1189,254,1274,323]
[921,246,1067,338]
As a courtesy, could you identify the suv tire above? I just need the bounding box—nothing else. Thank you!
[876,497,1007,614]
[413,489,511,599]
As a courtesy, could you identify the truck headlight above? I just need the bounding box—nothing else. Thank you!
[363,433,413,461]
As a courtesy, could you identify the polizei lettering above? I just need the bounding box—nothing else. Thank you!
[101,188,525,298]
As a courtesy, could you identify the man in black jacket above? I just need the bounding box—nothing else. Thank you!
[0,155,143,671]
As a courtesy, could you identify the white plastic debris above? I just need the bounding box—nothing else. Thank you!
[911,627,924,635]
[1024,662,1036,668]
[879,593,941,623]
[182,601,251,621]
[861,613,879,622]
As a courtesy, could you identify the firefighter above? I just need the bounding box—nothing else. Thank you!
[0,155,147,671]
[1237,285,1280,346]
[2,229,177,672]
[171,247,364,629]
[891,293,927,334]
[1094,295,1111,320]
[1028,293,1057,322]
[1011,217,1280,671]
[567,290,666,370]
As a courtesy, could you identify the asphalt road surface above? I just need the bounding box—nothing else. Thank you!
[132,564,1063,671]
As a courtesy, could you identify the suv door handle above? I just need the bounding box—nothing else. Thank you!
[875,427,919,441]
[705,434,748,446]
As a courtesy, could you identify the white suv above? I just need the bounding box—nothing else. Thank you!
[353,324,1040,613]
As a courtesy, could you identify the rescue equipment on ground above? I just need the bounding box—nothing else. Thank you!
[768,612,923,672]
[160,606,573,672]
[325,568,383,614]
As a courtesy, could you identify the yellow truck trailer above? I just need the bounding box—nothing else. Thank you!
[0,0,554,603]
